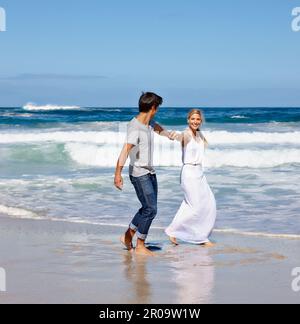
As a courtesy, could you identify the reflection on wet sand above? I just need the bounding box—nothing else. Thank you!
[122,244,214,304]
[123,253,151,304]
[167,246,215,304]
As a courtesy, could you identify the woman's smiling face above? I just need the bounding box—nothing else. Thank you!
[188,113,202,131]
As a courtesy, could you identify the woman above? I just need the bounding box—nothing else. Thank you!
[165,109,216,247]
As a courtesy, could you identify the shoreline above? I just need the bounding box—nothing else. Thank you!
[2,207,300,241]
[0,214,300,304]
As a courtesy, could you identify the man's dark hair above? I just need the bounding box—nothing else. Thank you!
[139,92,163,113]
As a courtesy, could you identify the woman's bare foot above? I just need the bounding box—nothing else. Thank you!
[201,241,216,248]
[135,246,155,256]
[120,234,133,251]
[169,236,179,245]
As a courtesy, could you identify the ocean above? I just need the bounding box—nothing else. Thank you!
[0,104,300,238]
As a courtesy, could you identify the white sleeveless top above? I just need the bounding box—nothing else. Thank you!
[182,135,205,165]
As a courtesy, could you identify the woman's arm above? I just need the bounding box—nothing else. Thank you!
[173,130,192,146]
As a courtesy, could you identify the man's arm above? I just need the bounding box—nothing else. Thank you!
[114,143,135,190]
[153,122,177,140]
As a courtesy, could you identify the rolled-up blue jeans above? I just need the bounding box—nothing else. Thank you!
[129,173,158,240]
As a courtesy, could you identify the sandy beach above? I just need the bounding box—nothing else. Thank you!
[0,214,299,304]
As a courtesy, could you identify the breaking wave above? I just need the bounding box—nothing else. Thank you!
[23,103,80,111]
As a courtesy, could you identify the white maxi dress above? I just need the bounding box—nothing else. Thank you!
[165,135,216,244]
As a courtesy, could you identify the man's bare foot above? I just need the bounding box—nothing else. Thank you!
[135,246,155,256]
[201,241,216,248]
[169,236,179,245]
[120,234,133,251]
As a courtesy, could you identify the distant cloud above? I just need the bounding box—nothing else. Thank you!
[0,73,108,81]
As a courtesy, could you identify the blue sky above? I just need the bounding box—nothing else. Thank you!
[0,0,300,106]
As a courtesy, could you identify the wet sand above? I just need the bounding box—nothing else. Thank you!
[0,214,299,304]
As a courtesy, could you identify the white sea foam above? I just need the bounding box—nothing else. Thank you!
[0,131,124,144]
[64,143,300,168]
[207,130,300,144]
[23,102,80,111]
[1,112,34,118]
[1,130,300,168]
[97,108,122,112]
[0,204,42,219]
[231,115,248,119]
[205,148,300,168]
[65,143,121,167]
[1,130,300,145]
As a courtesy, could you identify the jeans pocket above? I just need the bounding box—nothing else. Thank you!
[137,175,155,197]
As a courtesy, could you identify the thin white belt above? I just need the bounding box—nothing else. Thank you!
[183,163,202,166]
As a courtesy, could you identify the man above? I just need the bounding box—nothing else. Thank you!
[114,92,176,256]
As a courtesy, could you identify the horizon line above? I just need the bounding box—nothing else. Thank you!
[1,106,300,109]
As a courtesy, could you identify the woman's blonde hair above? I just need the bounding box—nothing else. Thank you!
[187,109,208,146]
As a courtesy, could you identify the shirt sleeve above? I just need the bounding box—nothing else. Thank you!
[126,124,139,146]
